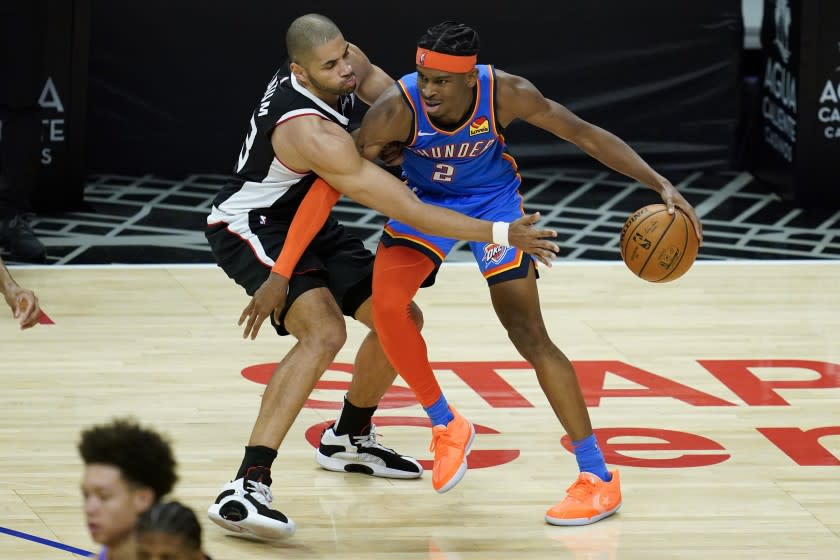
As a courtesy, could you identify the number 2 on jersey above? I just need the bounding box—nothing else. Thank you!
[432,163,455,183]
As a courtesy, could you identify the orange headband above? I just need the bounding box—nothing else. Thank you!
[416,47,477,73]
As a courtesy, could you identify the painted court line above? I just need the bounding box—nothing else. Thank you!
[0,525,91,557]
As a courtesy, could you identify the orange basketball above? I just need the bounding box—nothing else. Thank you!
[620,204,699,282]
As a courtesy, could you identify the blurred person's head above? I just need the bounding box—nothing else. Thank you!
[79,418,177,550]
[136,501,208,560]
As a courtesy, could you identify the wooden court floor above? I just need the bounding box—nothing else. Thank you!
[1,261,838,559]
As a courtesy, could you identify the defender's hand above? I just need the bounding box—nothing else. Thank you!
[239,273,290,340]
[507,212,559,268]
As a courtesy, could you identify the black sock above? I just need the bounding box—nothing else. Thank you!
[334,394,377,436]
[236,445,278,485]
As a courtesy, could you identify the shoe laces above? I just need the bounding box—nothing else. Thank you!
[351,424,396,453]
[244,480,274,506]
[565,475,597,503]
[429,426,459,453]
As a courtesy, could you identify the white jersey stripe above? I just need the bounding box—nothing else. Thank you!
[221,213,275,267]
[290,73,350,125]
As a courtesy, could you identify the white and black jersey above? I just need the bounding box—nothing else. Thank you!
[208,66,355,229]
[205,66,375,331]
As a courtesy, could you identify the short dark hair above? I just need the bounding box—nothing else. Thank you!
[286,13,342,64]
[417,21,480,56]
[136,501,202,551]
[78,418,177,500]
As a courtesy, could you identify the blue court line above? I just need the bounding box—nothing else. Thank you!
[0,525,92,556]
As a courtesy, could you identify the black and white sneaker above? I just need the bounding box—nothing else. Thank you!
[316,424,423,479]
[207,478,295,540]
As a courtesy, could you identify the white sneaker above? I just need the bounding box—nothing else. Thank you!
[316,424,423,479]
[207,478,295,540]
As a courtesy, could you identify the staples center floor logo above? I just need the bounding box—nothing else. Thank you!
[241,359,840,470]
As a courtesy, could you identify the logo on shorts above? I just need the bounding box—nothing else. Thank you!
[483,243,510,264]
[259,215,267,225]
[470,116,490,136]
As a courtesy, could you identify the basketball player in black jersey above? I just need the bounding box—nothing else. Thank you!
[205,13,559,540]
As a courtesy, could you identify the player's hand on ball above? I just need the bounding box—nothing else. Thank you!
[659,181,703,245]
[507,212,558,268]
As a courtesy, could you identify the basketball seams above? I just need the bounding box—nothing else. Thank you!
[655,210,690,283]
[621,204,697,283]
[622,207,666,262]
[636,209,673,280]
[619,207,650,259]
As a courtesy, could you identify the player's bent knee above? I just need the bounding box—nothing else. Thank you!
[408,302,424,331]
[298,320,347,357]
[286,289,347,350]
[371,294,400,322]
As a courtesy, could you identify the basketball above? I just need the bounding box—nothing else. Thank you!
[619,204,699,282]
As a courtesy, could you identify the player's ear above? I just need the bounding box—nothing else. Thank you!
[290,62,307,85]
[132,486,155,514]
[465,68,479,87]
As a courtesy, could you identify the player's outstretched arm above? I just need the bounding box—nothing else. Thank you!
[497,71,702,244]
[278,117,559,254]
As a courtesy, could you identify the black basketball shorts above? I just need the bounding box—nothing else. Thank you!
[206,214,374,336]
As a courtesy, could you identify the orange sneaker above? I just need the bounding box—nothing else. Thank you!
[545,470,622,526]
[429,406,475,493]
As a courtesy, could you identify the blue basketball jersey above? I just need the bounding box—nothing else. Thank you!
[382,65,534,287]
[396,65,521,197]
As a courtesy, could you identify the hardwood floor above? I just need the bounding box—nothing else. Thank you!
[2,261,838,559]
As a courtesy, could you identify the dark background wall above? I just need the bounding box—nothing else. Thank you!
[84,0,744,177]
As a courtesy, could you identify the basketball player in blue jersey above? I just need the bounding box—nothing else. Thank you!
[205,14,558,542]
[353,21,705,525]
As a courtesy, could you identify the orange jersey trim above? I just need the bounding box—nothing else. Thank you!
[397,79,419,145]
[383,225,447,261]
[483,250,525,278]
